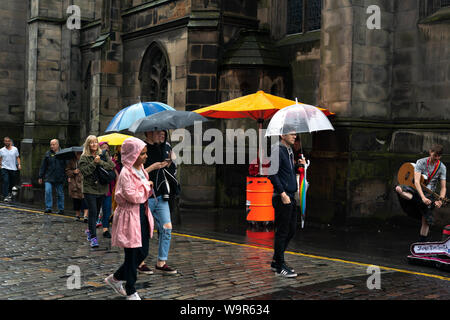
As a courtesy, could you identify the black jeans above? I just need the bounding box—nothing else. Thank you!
[84,193,104,238]
[1,168,16,198]
[114,204,150,296]
[272,194,297,268]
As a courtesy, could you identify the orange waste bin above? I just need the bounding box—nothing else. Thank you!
[246,176,274,222]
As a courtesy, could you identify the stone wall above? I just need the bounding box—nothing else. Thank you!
[0,0,28,139]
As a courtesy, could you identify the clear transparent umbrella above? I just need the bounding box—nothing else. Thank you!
[265,102,334,137]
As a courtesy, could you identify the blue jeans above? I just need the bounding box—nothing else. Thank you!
[148,196,172,261]
[45,182,64,211]
[102,195,112,229]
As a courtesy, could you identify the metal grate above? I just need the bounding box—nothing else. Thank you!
[307,0,322,31]
[420,0,450,18]
[287,0,303,34]
[287,0,322,35]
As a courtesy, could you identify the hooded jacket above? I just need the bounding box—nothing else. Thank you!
[111,137,154,248]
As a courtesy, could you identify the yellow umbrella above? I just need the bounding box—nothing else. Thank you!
[97,133,133,146]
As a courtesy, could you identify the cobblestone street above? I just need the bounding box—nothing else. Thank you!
[0,205,449,301]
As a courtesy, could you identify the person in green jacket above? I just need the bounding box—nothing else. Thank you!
[79,135,115,248]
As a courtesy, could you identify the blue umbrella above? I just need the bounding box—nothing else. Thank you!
[105,102,175,132]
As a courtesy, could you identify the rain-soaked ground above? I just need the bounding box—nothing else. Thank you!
[173,207,450,278]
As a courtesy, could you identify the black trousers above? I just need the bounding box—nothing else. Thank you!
[114,204,150,296]
[272,194,297,268]
[84,193,104,238]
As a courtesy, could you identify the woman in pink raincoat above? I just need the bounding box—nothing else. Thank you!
[105,137,154,300]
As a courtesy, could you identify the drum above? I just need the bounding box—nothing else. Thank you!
[246,176,274,222]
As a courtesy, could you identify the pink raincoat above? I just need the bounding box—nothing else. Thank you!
[111,137,154,248]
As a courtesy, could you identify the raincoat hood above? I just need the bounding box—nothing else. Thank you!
[121,137,146,168]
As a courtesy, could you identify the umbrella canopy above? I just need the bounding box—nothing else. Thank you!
[128,110,209,133]
[265,103,335,137]
[98,133,133,146]
[193,90,332,121]
[55,146,84,160]
[105,101,175,132]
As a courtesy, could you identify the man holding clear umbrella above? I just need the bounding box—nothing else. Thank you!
[268,129,306,278]
[265,102,334,277]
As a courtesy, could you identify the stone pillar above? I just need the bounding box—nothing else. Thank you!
[23,0,68,188]
[22,0,81,203]
[180,0,222,208]
[89,0,122,135]
[0,0,27,139]
[186,0,221,111]
[316,0,397,223]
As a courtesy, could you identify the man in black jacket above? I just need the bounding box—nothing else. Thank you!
[38,139,66,214]
[268,131,305,278]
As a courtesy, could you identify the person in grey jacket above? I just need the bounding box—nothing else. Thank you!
[38,139,66,214]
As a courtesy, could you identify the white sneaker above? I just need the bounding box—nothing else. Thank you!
[104,274,126,296]
[126,292,141,300]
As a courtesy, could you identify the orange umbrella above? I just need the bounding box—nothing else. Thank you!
[194,91,333,176]
[193,90,333,120]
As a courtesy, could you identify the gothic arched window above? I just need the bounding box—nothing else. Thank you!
[139,43,171,104]
[287,0,322,35]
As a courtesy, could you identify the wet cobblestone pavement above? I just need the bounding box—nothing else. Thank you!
[0,205,449,301]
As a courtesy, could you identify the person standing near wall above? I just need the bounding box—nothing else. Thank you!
[65,151,88,221]
[0,137,21,202]
[38,139,66,214]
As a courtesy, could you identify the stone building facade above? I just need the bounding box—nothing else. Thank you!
[0,0,449,226]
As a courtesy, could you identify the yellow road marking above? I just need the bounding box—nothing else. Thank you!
[173,232,450,282]
[2,204,449,282]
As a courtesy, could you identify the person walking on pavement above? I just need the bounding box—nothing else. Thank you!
[79,135,115,248]
[268,130,306,278]
[0,137,21,202]
[105,137,154,300]
[395,144,447,242]
[138,130,177,275]
[38,139,66,214]
[65,151,88,221]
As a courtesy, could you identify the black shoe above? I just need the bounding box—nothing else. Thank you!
[271,261,294,273]
[275,265,297,278]
[57,210,64,215]
[83,217,88,223]
[44,209,52,213]
[103,230,111,238]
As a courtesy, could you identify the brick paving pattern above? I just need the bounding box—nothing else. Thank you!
[0,206,449,300]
